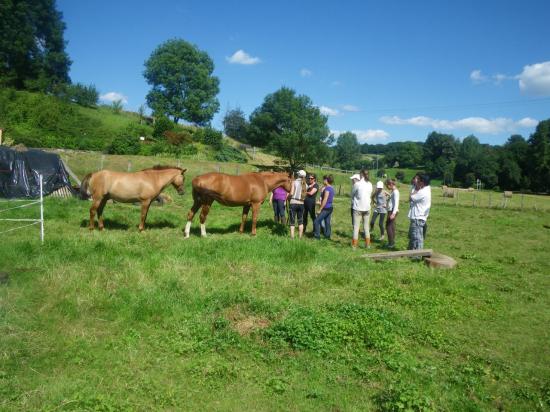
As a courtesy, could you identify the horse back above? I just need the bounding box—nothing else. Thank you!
[192,173,267,204]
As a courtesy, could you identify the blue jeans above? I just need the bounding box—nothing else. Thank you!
[408,219,426,250]
[314,208,333,239]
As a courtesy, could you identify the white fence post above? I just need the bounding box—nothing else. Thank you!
[39,174,44,243]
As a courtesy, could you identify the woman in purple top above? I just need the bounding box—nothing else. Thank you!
[314,175,335,239]
[269,185,288,224]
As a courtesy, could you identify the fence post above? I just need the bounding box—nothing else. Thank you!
[338,185,342,196]
[473,192,476,207]
[455,190,459,206]
[99,154,105,170]
[521,194,524,210]
[488,192,492,208]
[236,165,239,175]
[39,174,44,244]
[127,161,132,172]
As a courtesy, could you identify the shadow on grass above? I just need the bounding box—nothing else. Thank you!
[186,219,290,236]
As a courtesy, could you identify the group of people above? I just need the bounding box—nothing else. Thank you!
[269,169,432,251]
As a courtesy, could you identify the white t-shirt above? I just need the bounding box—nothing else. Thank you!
[351,179,373,212]
[408,185,431,221]
[388,188,400,214]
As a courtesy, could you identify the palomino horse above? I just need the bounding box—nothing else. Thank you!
[184,171,292,237]
[81,166,187,231]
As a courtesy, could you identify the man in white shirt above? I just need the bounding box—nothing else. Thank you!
[350,169,373,248]
[408,174,431,250]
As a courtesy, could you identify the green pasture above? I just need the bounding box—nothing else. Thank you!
[1,173,549,411]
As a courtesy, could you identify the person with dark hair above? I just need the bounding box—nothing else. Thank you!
[269,185,288,225]
[385,179,399,248]
[303,174,319,233]
[408,174,431,251]
[314,175,335,239]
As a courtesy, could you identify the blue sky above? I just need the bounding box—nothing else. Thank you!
[58,0,550,145]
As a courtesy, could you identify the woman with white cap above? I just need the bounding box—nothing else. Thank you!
[370,181,388,241]
[350,169,373,248]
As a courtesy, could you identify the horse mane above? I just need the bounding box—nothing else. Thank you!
[142,165,183,172]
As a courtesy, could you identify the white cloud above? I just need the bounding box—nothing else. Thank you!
[380,115,538,135]
[100,92,128,104]
[300,68,312,77]
[226,49,261,65]
[470,69,487,84]
[518,61,550,96]
[319,106,339,116]
[342,104,360,112]
[332,129,389,143]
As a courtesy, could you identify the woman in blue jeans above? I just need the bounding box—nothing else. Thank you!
[314,175,335,239]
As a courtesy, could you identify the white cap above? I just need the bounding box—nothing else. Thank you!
[350,174,361,180]
[376,181,384,189]
[297,170,306,177]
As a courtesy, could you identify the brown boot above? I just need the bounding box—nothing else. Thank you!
[365,238,371,249]
[351,239,358,249]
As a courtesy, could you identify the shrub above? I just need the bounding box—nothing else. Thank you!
[108,135,140,155]
[201,127,223,149]
[214,145,248,163]
[377,169,386,178]
[163,130,193,145]
[153,116,174,138]
[395,170,405,182]
[65,83,99,107]
[180,144,198,156]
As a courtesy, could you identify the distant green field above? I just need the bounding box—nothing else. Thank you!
[1,159,549,410]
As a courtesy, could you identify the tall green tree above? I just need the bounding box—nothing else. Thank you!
[335,131,361,169]
[248,87,331,169]
[384,141,423,168]
[423,132,459,183]
[143,39,219,125]
[223,108,248,143]
[527,119,550,192]
[0,0,71,91]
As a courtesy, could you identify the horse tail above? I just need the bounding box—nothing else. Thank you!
[80,173,93,200]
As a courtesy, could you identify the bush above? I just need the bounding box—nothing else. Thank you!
[180,144,198,156]
[65,83,99,107]
[108,135,140,155]
[377,169,386,178]
[201,127,223,149]
[163,130,193,145]
[395,171,405,182]
[214,145,248,163]
[153,116,174,138]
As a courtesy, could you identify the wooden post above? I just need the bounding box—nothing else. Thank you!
[338,184,342,196]
[521,194,524,210]
[455,190,459,206]
[236,165,239,175]
[472,193,476,207]
[488,192,492,208]
[127,161,132,172]
[99,154,105,170]
[0,128,3,145]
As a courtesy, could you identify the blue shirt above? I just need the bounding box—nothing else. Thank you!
[324,186,335,209]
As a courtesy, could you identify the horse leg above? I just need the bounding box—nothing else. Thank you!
[89,197,101,230]
[251,203,261,236]
[97,197,109,231]
[184,198,202,238]
[239,205,251,234]
[139,199,153,232]
[199,200,213,237]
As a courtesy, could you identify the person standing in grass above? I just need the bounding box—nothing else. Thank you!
[408,174,431,250]
[303,173,319,233]
[314,175,335,240]
[289,169,307,239]
[370,181,388,241]
[269,185,289,225]
[385,178,400,249]
[350,169,373,249]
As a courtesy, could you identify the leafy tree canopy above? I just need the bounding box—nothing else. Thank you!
[335,131,361,170]
[223,108,249,143]
[0,0,71,91]
[144,39,220,125]
[248,87,331,169]
[527,119,550,192]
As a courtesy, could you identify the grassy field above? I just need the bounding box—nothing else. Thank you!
[1,161,549,411]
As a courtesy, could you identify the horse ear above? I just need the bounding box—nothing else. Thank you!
[181,168,187,174]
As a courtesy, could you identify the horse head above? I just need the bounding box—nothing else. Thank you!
[172,168,187,195]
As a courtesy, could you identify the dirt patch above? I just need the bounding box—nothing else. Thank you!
[223,304,270,336]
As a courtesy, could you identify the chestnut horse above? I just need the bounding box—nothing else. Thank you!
[184,171,292,237]
[81,166,187,231]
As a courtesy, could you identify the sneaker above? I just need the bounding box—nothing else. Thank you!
[379,235,385,241]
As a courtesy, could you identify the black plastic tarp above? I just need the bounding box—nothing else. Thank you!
[0,147,76,198]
